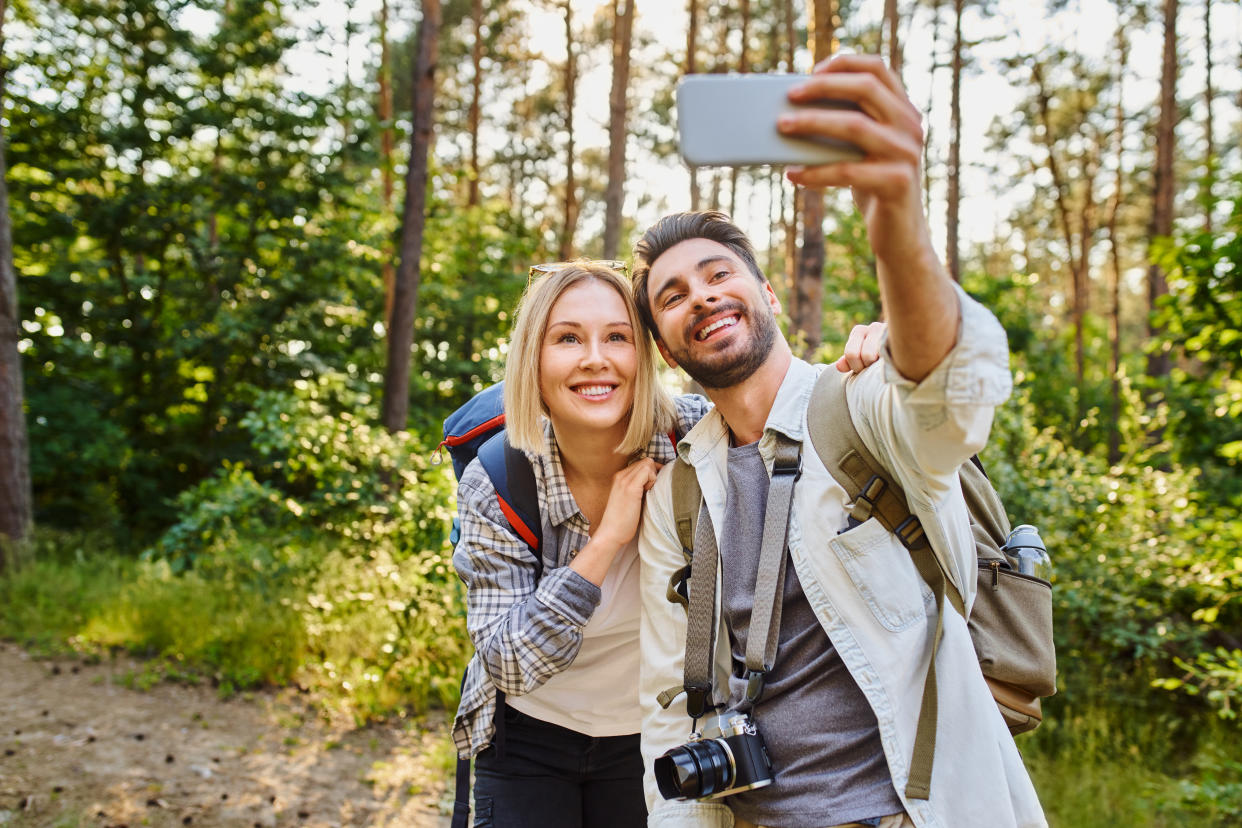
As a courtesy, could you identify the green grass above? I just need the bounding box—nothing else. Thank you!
[0,530,469,720]
[1019,698,1242,827]
[0,539,304,692]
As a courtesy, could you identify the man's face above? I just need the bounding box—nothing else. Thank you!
[644,238,782,390]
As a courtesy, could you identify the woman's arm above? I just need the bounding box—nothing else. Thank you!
[452,458,601,696]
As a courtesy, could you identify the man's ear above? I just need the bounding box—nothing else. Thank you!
[656,339,679,369]
[763,280,783,315]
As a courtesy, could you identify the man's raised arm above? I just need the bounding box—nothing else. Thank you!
[779,54,959,382]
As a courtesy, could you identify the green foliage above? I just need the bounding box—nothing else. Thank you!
[1024,711,1242,826]
[406,199,540,434]
[142,373,469,714]
[1153,170,1242,501]
[1,376,469,718]
[0,533,305,689]
[9,0,391,535]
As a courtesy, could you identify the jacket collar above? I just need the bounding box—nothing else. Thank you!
[677,357,819,465]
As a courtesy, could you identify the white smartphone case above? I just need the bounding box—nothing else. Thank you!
[676,74,865,168]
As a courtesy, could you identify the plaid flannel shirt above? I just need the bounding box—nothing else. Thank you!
[451,393,712,759]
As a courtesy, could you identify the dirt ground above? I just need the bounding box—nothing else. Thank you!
[0,642,455,828]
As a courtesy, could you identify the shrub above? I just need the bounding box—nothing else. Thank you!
[3,374,469,719]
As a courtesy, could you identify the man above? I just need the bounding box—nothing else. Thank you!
[630,56,1046,828]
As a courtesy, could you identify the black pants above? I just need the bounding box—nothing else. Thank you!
[472,704,646,828]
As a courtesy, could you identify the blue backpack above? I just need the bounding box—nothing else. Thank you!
[437,381,543,828]
[438,381,542,555]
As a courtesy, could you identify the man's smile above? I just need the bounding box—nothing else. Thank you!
[695,314,741,341]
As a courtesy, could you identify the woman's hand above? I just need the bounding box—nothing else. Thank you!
[571,458,662,586]
[835,321,887,374]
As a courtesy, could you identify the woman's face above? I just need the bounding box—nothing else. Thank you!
[538,278,639,442]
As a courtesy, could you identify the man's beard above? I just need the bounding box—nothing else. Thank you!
[665,301,779,390]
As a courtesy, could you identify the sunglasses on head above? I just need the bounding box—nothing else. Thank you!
[527,259,628,285]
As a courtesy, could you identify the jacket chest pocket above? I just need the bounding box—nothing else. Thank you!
[826,517,933,633]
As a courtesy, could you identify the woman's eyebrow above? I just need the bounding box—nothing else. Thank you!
[546,319,632,329]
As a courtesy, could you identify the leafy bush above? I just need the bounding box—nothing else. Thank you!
[3,375,469,719]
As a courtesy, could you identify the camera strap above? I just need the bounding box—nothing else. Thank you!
[679,434,802,721]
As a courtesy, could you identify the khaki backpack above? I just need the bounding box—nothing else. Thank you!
[667,368,1056,800]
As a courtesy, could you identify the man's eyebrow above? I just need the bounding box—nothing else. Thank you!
[651,255,735,298]
[694,255,733,272]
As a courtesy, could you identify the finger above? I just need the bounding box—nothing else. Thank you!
[843,323,869,353]
[834,355,853,373]
[809,53,911,109]
[785,159,918,196]
[860,321,885,366]
[788,70,920,134]
[778,107,920,167]
[839,323,868,368]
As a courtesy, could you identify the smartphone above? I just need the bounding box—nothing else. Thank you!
[676,74,865,168]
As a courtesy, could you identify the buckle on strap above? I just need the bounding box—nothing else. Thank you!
[851,474,887,522]
[685,683,711,719]
[895,515,927,549]
[859,474,887,505]
[772,450,801,478]
[743,670,766,706]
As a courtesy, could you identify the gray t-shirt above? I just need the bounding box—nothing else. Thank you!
[719,441,902,827]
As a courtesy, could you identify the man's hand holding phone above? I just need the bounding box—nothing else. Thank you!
[778,54,933,277]
[781,53,958,382]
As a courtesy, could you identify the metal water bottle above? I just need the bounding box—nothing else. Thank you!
[1003,524,1052,581]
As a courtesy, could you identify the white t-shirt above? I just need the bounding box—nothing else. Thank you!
[507,536,642,736]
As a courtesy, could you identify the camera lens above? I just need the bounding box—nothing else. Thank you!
[654,739,735,800]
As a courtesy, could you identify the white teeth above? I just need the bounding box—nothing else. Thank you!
[697,316,738,340]
[575,385,614,398]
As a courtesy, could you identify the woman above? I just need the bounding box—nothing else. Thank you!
[450,261,708,828]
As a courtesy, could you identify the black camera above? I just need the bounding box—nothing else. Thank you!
[654,712,773,801]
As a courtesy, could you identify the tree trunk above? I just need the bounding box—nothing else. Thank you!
[687,0,700,211]
[382,0,440,433]
[1202,0,1214,233]
[557,0,579,261]
[379,0,396,327]
[782,0,797,308]
[923,0,942,217]
[1106,24,1129,465]
[883,0,902,79]
[946,0,963,282]
[0,0,33,551]
[1031,59,1094,388]
[1146,0,1177,381]
[467,0,483,208]
[728,0,751,219]
[603,0,634,259]
[794,0,836,359]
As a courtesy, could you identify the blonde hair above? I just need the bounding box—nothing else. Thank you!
[504,262,676,456]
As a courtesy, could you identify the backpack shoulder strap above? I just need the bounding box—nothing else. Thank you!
[476,433,543,576]
[806,370,927,547]
[960,457,1011,551]
[806,367,955,801]
[665,456,700,608]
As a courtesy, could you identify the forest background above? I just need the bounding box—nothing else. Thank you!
[1,0,1241,825]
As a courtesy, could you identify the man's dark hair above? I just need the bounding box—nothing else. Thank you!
[630,210,765,335]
